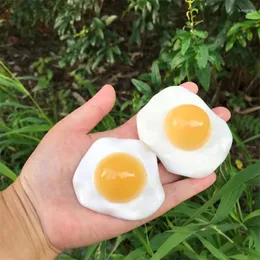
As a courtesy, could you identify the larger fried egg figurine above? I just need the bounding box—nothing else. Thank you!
[137,86,233,178]
[73,138,165,220]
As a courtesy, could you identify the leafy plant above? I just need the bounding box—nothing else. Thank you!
[60,15,127,74]
[226,10,260,51]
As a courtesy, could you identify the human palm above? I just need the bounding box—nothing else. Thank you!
[19,82,231,251]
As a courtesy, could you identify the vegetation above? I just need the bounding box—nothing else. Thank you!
[0,0,260,259]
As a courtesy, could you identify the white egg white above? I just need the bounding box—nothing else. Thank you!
[137,86,233,178]
[73,138,165,220]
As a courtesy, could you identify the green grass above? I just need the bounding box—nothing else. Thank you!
[0,62,260,260]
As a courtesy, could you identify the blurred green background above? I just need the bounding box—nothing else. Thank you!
[0,0,260,259]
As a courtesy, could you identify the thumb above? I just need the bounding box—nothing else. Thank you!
[58,85,116,133]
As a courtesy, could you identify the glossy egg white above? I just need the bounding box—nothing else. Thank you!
[137,86,233,178]
[72,137,165,220]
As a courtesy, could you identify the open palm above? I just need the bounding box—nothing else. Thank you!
[19,82,231,251]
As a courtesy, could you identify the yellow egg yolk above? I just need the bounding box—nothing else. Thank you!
[164,104,211,150]
[94,153,147,203]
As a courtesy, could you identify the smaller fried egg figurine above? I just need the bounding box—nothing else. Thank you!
[137,86,233,178]
[73,138,165,220]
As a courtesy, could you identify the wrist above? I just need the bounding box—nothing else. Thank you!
[0,178,60,260]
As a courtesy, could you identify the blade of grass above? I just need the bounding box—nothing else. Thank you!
[124,248,147,260]
[150,231,194,260]
[0,124,51,137]
[197,235,229,260]
[0,61,53,125]
[84,243,99,260]
[242,248,260,258]
[244,209,260,223]
[185,161,260,225]
[0,162,17,181]
[211,184,245,224]
[106,235,128,259]
[244,134,260,143]
[133,228,153,256]
[94,241,107,260]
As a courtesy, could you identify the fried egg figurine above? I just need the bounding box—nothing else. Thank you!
[73,138,165,220]
[137,86,233,178]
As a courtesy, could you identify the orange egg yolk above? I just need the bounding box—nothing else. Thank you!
[94,153,147,203]
[164,104,211,151]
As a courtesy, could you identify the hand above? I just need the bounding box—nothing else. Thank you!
[19,82,231,251]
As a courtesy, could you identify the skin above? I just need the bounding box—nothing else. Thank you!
[19,82,231,251]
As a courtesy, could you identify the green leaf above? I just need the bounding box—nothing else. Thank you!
[258,28,260,40]
[251,228,260,253]
[95,241,106,260]
[107,48,115,64]
[84,244,99,260]
[238,36,247,47]
[228,23,243,36]
[107,235,128,259]
[211,185,245,224]
[150,233,172,251]
[151,232,194,260]
[197,236,229,260]
[236,0,256,13]
[193,30,208,39]
[244,209,260,222]
[112,46,121,55]
[104,15,117,26]
[225,0,235,13]
[171,51,193,70]
[0,163,17,181]
[198,251,208,260]
[196,45,209,69]
[195,64,211,91]
[246,216,260,227]
[93,18,105,29]
[0,74,29,94]
[246,10,260,20]
[206,0,222,6]
[226,39,235,52]
[151,62,161,86]
[247,174,260,185]
[242,248,260,259]
[185,160,260,225]
[133,228,152,255]
[181,36,191,55]
[131,79,152,95]
[92,54,105,70]
[124,248,148,260]
[246,30,253,41]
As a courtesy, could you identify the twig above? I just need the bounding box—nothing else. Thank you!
[245,76,258,94]
[235,106,260,114]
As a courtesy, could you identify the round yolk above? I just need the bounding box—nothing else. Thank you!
[94,153,147,203]
[164,104,211,151]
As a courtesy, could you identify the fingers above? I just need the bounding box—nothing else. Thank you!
[159,163,181,184]
[180,82,199,93]
[58,85,116,133]
[212,107,231,121]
